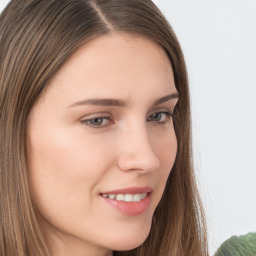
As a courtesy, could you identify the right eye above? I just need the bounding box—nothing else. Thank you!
[81,116,113,128]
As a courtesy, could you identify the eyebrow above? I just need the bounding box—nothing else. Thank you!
[68,93,179,108]
[153,93,179,106]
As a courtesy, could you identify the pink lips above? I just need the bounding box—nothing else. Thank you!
[100,186,152,216]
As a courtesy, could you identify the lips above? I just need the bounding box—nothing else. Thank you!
[100,186,152,216]
[102,193,147,202]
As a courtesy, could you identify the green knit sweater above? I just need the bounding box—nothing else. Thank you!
[214,233,256,256]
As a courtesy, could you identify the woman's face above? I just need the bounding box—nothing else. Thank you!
[27,33,178,256]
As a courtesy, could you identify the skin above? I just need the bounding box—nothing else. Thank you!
[27,32,179,256]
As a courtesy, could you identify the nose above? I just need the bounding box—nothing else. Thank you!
[116,126,160,173]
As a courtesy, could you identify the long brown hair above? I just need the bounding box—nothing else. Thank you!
[0,0,208,255]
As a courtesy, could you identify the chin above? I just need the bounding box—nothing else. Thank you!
[108,225,151,251]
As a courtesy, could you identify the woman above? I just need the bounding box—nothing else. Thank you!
[0,0,208,255]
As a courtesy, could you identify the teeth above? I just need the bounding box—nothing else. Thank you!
[140,193,147,200]
[124,194,133,202]
[102,193,148,202]
[108,194,116,199]
[133,194,141,202]
[116,194,124,201]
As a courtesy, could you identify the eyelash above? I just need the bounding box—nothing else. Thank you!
[81,111,174,128]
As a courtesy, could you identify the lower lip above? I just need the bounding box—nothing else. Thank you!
[101,193,151,216]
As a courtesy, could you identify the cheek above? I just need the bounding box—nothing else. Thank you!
[29,126,110,175]
[158,131,177,187]
[154,127,177,171]
[162,137,177,173]
[150,127,177,199]
[26,127,114,215]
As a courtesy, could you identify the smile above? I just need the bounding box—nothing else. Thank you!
[101,193,147,202]
[100,187,152,215]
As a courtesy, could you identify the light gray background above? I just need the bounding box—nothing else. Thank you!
[1,0,256,255]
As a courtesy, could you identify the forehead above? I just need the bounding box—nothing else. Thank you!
[39,32,176,106]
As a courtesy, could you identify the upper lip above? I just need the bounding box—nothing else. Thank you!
[100,186,153,195]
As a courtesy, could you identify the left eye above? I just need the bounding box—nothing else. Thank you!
[147,111,172,123]
[82,117,112,128]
